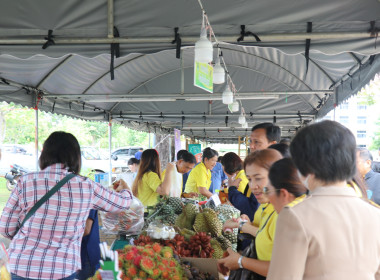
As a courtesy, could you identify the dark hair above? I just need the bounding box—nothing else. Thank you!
[268,143,291,158]
[181,152,196,164]
[221,152,243,175]
[279,138,291,146]
[269,158,307,197]
[290,120,356,182]
[251,123,281,143]
[218,156,223,163]
[177,149,188,160]
[202,147,218,162]
[244,149,283,171]
[39,131,81,174]
[128,158,140,165]
[132,149,161,196]
[357,148,373,162]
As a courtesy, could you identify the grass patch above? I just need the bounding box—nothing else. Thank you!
[0,178,11,216]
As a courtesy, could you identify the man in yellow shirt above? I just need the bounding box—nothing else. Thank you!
[161,151,196,197]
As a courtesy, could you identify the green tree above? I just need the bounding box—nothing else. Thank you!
[370,117,380,150]
[0,102,149,150]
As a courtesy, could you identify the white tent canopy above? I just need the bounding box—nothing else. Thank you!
[0,0,379,142]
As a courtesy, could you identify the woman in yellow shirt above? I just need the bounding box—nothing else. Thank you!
[219,152,308,278]
[132,149,174,207]
[184,147,218,199]
[220,152,249,196]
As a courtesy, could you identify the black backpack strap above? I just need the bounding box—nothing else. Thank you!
[17,173,76,233]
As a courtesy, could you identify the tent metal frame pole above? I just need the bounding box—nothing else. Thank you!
[114,112,315,117]
[34,107,39,171]
[107,0,114,39]
[108,118,112,185]
[0,32,372,45]
[47,91,333,99]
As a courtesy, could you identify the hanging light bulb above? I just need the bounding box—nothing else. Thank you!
[238,113,246,124]
[222,85,233,104]
[231,99,239,112]
[213,56,225,84]
[242,122,248,128]
[195,27,213,63]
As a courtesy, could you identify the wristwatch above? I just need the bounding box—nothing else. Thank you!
[238,255,244,269]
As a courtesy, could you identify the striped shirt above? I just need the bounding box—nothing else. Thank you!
[0,163,133,279]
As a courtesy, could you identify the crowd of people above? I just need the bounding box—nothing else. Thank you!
[1,120,380,279]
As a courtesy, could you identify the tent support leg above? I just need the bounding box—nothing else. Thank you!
[108,119,112,185]
[34,107,39,171]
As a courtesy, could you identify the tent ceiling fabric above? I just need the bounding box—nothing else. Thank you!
[0,0,379,143]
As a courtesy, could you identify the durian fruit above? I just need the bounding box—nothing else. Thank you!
[193,213,208,233]
[167,197,183,214]
[216,235,232,251]
[210,239,224,259]
[180,228,196,241]
[175,203,199,229]
[203,209,223,237]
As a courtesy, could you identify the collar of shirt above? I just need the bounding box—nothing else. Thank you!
[42,163,70,173]
[311,185,357,197]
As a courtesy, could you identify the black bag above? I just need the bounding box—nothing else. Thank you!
[228,210,275,280]
[228,237,266,280]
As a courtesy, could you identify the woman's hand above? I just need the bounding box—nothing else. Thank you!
[182,192,198,198]
[240,214,251,223]
[166,162,176,173]
[114,179,129,192]
[218,248,241,271]
[223,218,239,231]
[228,176,241,188]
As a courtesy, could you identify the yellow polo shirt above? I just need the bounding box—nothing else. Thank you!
[137,171,162,207]
[184,162,211,194]
[252,203,278,261]
[235,169,250,197]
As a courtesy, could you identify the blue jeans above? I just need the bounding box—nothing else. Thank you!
[11,272,77,280]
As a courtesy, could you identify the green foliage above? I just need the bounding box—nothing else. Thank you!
[0,102,148,149]
[370,117,380,150]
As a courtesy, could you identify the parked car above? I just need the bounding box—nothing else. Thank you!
[81,146,129,176]
[0,144,37,176]
[111,146,143,173]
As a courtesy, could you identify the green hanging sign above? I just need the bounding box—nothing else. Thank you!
[194,61,213,93]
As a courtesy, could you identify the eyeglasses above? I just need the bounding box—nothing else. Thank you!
[263,186,278,195]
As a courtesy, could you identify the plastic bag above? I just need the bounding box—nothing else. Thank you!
[100,196,145,236]
[0,243,10,280]
[145,221,176,240]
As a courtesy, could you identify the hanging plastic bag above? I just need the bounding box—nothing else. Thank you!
[0,243,11,280]
[100,196,144,236]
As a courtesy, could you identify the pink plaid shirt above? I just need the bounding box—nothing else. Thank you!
[0,163,133,279]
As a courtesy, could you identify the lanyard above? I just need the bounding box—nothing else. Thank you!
[256,209,275,236]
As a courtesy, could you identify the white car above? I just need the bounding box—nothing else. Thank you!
[111,146,142,173]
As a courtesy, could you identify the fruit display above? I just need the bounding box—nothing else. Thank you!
[181,260,217,280]
[145,221,176,239]
[144,197,185,228]
[90,243,184,280]
[175,203,200,230]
